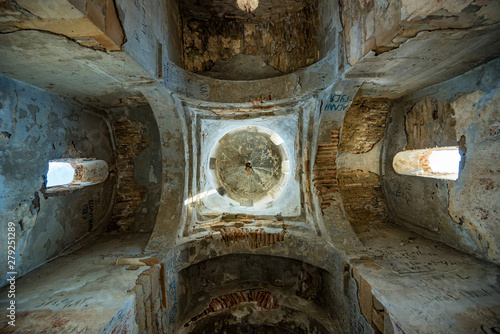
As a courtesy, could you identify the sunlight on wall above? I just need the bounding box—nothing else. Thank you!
[184,189,218,206]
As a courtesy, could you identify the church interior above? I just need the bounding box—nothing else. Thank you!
[0,0,500,333]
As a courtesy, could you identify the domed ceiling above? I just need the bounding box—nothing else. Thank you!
[178,0,319,79]
[213,128,288,206]
[189,112,301,221]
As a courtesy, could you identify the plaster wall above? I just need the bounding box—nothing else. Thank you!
[382,58,500,264]
[140,85,188,251]
[116,0,181,77]
[0,233,152,333]
[0,76,115,287]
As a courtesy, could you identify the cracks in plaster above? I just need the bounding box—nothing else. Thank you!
[0,27,109,52]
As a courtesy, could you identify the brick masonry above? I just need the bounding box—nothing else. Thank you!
[109,118,149,231]
[181,2,318,74]
[313,128,340,211]
[405,97,456,150]
[185,289,279,327]
[339,96,389,154]
[338,169,388,231]
[206,227,287,249]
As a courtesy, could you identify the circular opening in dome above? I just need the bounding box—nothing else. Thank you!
[211,126,289,206]
[237,0,259,13]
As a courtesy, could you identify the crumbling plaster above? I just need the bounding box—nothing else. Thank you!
[0,0,499,333]
[382,57,500,264]
[0,233,152,333]
[0,76,115,287]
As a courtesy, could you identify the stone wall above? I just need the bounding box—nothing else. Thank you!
[180,2,319,75]
[176,253,342,333]
[352,268,387,334]
[327,95,390,232]
[205,227,287,249]
[405,97,456,149]
[131,263,167,333]
[107,104,162,233]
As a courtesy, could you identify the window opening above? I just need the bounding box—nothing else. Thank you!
[46,161,75,187]
[393,147,461,180]
[45,159,109,193]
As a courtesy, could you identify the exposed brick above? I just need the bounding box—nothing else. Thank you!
[206,227,287,249]
[109,118,148,231]
[338,169,388,230]
[339,96,389,153]
[185,289,279,327]
[313,128,340,211]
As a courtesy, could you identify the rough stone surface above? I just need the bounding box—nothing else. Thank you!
[405,97,457,150]
[180,1,319,76]
[108,117,148,231]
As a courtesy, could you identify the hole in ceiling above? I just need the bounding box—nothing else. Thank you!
[237,0,259,12]
[212,127,288,205]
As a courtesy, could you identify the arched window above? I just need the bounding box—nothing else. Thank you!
[393,147,461,180]
[45,159,109,193]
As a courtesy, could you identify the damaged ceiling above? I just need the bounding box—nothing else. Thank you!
[0,0,500,333]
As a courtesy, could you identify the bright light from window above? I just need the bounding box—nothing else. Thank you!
[237,0,258,12]
[393,146,462,180]
[46,162,75,187]
[429,149,461,175]
[184,188,218,206]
